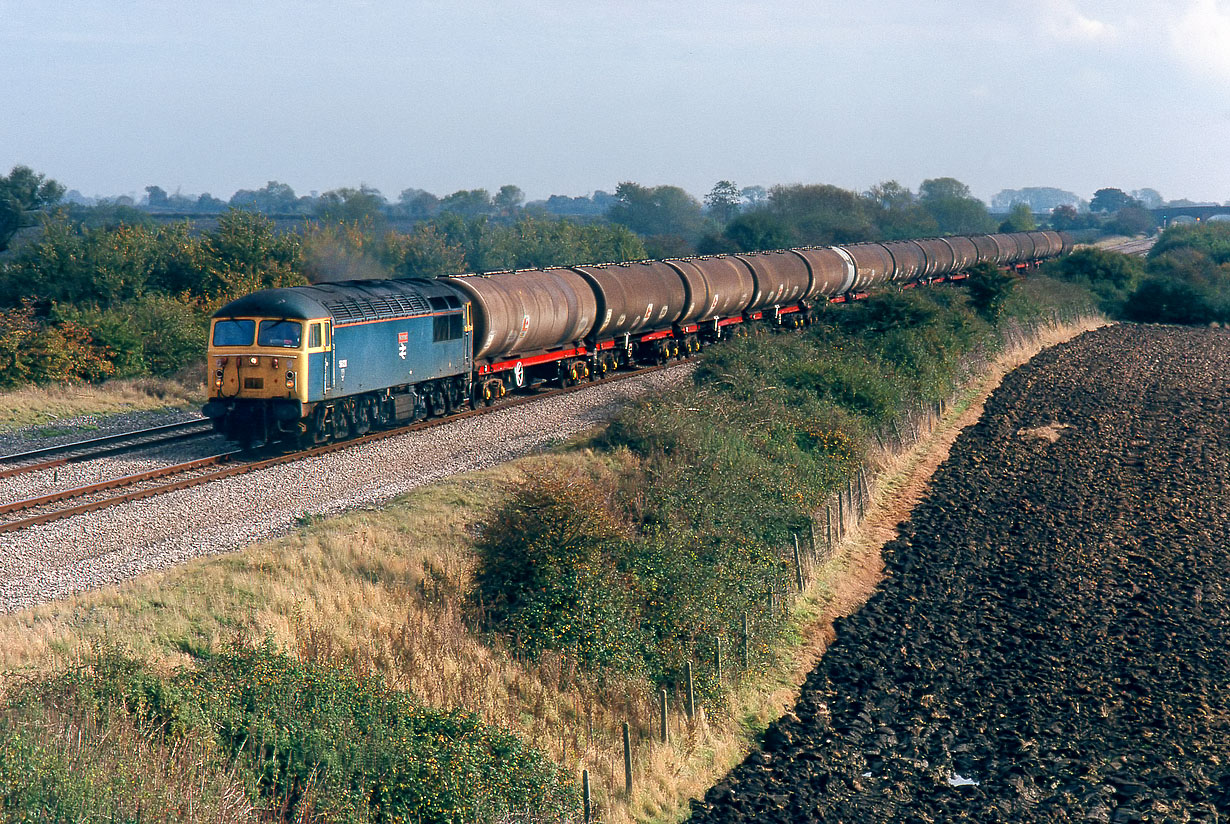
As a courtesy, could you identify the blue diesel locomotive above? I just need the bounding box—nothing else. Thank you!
[203,230,1070,444]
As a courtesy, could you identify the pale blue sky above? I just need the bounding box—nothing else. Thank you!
[3,0,1228,204]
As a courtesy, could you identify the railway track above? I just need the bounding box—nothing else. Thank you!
[1101,236,1156,257]
[0,419,216,481]
[0,363,670,535]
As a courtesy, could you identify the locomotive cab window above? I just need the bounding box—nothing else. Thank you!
[257,320,303,348]
[433,313,463,342]
[212,319,255,346]
[308,323,322,348]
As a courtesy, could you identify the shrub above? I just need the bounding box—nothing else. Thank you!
[964,261,1017,321]
[475,470,644,670]
[1122,277,1221,325]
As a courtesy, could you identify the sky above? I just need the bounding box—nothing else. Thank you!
[2,0,1229,206]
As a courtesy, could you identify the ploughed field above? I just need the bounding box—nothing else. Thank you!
[690,324,1230,823]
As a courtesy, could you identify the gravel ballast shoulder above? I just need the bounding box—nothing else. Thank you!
[688,324,1230,823]
[0,366,692,613]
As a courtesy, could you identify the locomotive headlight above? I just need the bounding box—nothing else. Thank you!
[285,370,295,388]
[248,356,259,366]
[214,369,223,388]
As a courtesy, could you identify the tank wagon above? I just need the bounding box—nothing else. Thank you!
[204,230,1069,444]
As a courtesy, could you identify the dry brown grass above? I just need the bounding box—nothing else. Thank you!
[0,317,1104,823]
[0,375,205,432]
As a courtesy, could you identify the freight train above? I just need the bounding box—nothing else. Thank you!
[202,230,1071,444]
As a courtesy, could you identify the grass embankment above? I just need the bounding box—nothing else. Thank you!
[0,276,1100,823]
[0,375,203,433]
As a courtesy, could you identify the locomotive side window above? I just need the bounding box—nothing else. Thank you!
[308,323,322,348]
[257,320,303,348]
[433,313,463,342]
[212,319,255,346]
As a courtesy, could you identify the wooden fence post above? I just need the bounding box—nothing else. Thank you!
[582,769,592,823]
[715,637,723,685]
[742,611,749,670]
[686,662,696,721]
[622,722,632,795]
[660,689,668,744]
[793,534,804,591]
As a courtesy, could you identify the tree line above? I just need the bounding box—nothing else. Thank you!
[0,163,1190,390]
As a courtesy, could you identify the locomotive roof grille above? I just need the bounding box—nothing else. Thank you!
[324,292,432,323]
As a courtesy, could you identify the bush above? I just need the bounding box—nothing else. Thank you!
[964,261,1017,321]
[1,644,575,824]
[476,470,644,670]
[0,305,114,388]
[1122,277,1221,325]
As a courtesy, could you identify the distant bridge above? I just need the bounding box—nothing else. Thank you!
[1151,205,1230,226]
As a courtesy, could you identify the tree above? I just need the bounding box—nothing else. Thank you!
[740,185,768,208]
[397,188,439,220]
[1090,188,1136,213]
[1132,188,1164,210]
[866,180,939,240]
[493,185,524,215]
[144,185,169,208]
[964,261,1016,320]
[385,224,468,279]
[720,211,795,252]
[919,177,974,202]
[315,185,387,224]
[1049,204,1081,231]
[704,180,742,224]
[1108,205,1157,236]
[918,177,994,235]
[991,187,1081,212]
[0,166,65,252]
[767,183,875,245]
[438,189,494,218]
[999,202,1036,233]
[607,182,704,240]
[1048,247,1143,298]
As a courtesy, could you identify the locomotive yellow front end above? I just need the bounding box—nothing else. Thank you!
[202,288,336,444]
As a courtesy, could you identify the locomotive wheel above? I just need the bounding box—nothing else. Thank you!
[331,406,351,441]
[309,406,331,445]
[353,398,373,436]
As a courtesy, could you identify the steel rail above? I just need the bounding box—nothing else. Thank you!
[0,420,215,480]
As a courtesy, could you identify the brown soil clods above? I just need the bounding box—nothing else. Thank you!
[688,325,1230,823]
